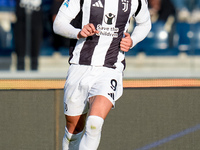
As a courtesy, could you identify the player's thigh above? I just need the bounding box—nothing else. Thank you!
[88,95,113,120]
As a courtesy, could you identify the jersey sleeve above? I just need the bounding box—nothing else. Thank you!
[134,0,150,24]
[53,0,82,39]
[130,0,151,48]
[59,0,81,20]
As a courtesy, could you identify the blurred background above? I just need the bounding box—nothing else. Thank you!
[0,0,200,79]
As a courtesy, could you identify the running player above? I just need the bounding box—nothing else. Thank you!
[53,0,151,149]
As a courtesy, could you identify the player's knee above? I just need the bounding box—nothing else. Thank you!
[85,115,104,136]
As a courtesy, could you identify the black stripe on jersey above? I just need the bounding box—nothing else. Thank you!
[135,0,141,17]
[104,0,131,68]
[79,0,105,65]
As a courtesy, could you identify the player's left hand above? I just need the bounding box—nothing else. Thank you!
[120,32,133,52]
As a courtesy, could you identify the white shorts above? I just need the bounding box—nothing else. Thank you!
[63,64,123,116]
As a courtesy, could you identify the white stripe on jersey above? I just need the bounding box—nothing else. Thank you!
[70,38,85,64]
[82,0,92,26]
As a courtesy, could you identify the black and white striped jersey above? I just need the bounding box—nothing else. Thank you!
[54,0,151,70]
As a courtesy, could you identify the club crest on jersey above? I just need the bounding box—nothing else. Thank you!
[64,0,70,8]
[104,13,116,25]
[121,0,129,12]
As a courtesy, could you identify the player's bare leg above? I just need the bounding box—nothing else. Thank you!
[63,114,87,150]
[79,95,113,150]
[66,114,87,134]
[88,95,113,119]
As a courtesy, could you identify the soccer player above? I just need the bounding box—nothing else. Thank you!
[53,0,151,149]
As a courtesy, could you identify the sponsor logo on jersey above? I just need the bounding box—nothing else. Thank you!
[104,13,116,25]
[92,0,103,8]
[121,0,129,12]
[64,0,70,8]
[96,24,119,38]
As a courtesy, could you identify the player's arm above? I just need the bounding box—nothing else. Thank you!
[130,0,152,48]
[120,0,151,52]
[53,0,82,39]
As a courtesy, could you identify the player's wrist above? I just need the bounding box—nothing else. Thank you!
[77,31,81,39]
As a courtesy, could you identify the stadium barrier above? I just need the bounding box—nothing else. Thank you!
[0,79,200,150]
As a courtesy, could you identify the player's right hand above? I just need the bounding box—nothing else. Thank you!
[120,32,133,52]
[77,23,99,39]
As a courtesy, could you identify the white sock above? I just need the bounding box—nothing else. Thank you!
[79,116,104,150]
[62,127,83,150]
